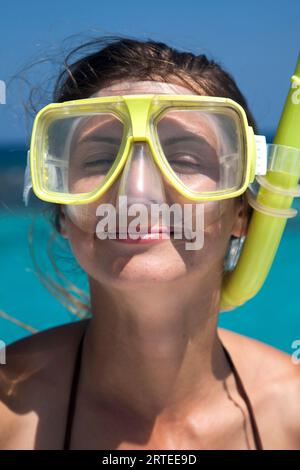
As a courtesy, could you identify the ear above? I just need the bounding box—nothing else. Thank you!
[59,205,69,239]
[231,196,250,238]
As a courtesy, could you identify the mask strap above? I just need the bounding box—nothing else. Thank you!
[23,150,32,206]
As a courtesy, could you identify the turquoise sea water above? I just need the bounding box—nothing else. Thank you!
[0,207,299,353]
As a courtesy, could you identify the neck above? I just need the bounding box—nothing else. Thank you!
[81,273,229,423]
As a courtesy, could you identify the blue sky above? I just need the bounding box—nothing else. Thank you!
[0,0,299,145]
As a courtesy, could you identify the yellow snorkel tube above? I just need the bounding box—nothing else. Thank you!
[221,54,300,310]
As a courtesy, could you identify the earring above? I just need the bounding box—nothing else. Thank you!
[224,235,246,272]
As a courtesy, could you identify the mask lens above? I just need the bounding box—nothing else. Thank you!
[44,113,124,195]
[156,108,245,194]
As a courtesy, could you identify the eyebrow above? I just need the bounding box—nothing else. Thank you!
[77,134,121,145]
[161,135,210,146]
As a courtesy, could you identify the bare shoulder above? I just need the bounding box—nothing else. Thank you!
[0,319,88,449]
[218,328,300,449]
[218,327,298,382]
[1,319,88,384]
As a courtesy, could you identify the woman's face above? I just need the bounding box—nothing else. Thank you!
[60,81,243,288]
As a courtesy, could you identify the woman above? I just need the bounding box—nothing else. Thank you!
[0,37,299,450]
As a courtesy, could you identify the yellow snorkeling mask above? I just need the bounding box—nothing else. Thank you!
[26,94,259,203]
[23,56,300,310]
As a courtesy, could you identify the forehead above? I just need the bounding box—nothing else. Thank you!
[93,80,198,97]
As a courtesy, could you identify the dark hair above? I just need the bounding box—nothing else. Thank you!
[54,36,257,126]
[32,36,256,316]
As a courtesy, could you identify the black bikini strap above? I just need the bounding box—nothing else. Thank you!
[222,345,264,450]
[63,332,85,450]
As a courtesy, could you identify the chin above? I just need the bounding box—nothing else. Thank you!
[91,250,189,287]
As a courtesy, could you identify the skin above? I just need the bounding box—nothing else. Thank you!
[0,81,300,450]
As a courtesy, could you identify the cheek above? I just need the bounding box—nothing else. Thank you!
[65,216,95,268]
[64,185,117,233]
[201,200,237,261]
[65,203,99,234]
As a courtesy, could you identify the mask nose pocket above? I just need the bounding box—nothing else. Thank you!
[115,142,167,206]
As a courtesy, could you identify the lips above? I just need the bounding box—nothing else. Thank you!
[111,226,174,243]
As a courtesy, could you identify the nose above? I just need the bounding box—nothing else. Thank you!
[115,142,167,205]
